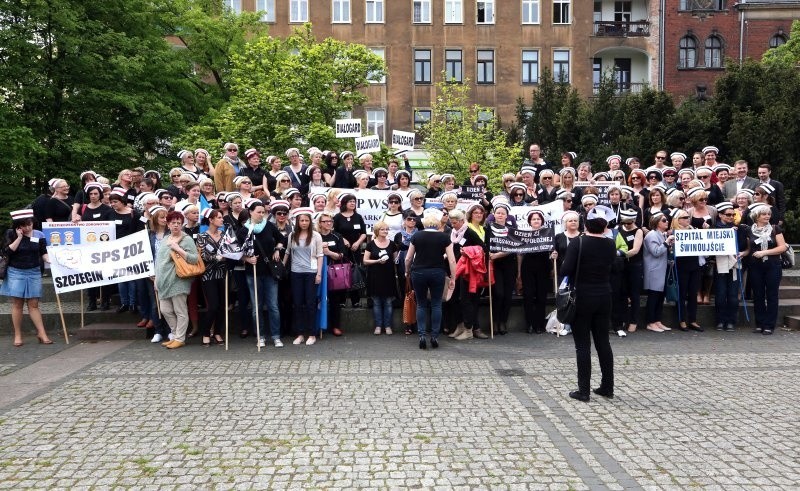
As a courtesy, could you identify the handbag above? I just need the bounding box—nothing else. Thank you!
[403,277,417,324]
[172,245,205,278]
[350,262,366,291]
[327,259,352,291]
[556,237,582,324]
[268,259,287,280]
[781,245,795,270]
[0,253,8,280]
[665,263,679,304]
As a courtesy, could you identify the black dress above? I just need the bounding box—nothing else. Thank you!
[365,240,398,298]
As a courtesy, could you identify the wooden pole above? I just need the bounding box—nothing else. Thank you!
[80,293,84,329]
[552,257,559,337]
[54,292,70,344]
[488,259,494,339]
[224,271,229,351]
[253,263,261,352]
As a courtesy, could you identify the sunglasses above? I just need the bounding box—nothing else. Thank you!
[698,175,711,179]
[631,177,641,180]
[678,216,690,220]
[275,211,287,216]
[754,192,762,196]
[542,177,552,180]
[565,199,573,203]
[656,156,666,159]
[319,219,333,223]
[388,200,400,204]
[227,149,238,152]
[660,218,668,223]
[512,193,524,197]
[279,179,290,183]
[434,180,441,183]
[241,181,251,184]
[723,213,736,217]
[413,197,423,201]
[469,169,478,173]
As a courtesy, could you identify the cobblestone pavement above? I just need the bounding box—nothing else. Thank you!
[1,329,799,489]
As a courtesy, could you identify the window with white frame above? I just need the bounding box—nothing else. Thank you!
[679,36,697,68]
[445,49,463,82]
[522,0,540,24]
[256,0,275,22]
[290,0,308,22]
[332,0,350,23]
[366,0,384,23]
[369,48,385,83]
[413,0,432,23]
[477,50,494,84]
[553,50,570,82]
[553,0,570,24]
[445,0,463,23]
[414,109,432,130]
[704,35,723,68]
[367,109,385,141]
[477,1,494,24]
[224,0,242,14]
[521,49,539,84]
[414,49,432,84]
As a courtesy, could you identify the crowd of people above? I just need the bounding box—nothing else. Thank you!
[2,143,790,366]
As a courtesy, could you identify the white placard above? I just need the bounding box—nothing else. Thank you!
[510,200,565,234]
[354,135,381,156]
[42,221,116,246]
[335,118,362,138]
[391,130,416,152]
[47,230,154,294]
[674,228,737,257]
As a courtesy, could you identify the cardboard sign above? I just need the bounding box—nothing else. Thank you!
[391,130,416,152]
[42,221,116,246]
[489,226,555,254]
[574,181,617,206]
[674,228,737,257]
[354,135,381,157]
[335,118,362,138]
[459,186,485,200]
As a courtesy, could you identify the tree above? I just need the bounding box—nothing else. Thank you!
[0,0,204,201]
[762,20,800,67]
[420,77,522,187]
[174,24,385,157]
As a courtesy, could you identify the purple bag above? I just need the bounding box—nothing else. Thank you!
[327,260,352,292]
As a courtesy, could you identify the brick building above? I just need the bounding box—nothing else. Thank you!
[663,0,800,100]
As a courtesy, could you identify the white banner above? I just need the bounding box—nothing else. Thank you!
[47,230,154,293]
[354,135,381,157]
[510,200,565,234]
[335,118,362,138]
[674,228,737,257]
[42,221,116,246]
[391,130,416,152]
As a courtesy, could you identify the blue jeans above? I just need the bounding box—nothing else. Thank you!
[749,259,781,330]
[371,296,393,328]
[118,280,137,307]
[290,272,317,337]
[411,268,445,340]
[245,273,281,340]
[136,278,157,322]
[714,272,739,326]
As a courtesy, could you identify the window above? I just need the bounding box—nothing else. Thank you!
[369,48,385,83]
[366,0,384,23]
[769,33,787,48]
[290,0,308,22]
[477,50,494,84]
[446,110,463,123]
[445,49,463,82]
[705,35,723,68]
[477,109,494,129]
[522,0,540,24]
[477,1,494,24]
[680,0,725,10]
[679,36,696,68]
[414,109,432,129]
[340,110,353,119]
[366,109,385,141]
[445,0,463,23]
[553,50,570,82]
[413,0,432,23]
[332,0,350,23]
[592,57,602,93]
[224,0,242,14]
[414,49,432,84]
[553,0,570,24]
[521,50,539,84]
[256,0,275,22]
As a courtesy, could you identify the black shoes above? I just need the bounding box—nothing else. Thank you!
[419,338,427,350]
[763,329,773,335]
[724,324,735,332]
[593,387,614,399]
[430,338,439,349]
[116,305,129,314]
[100,302,110,311]
[688,323,704,332]
[569,391,590,402]
[715,323,724,331]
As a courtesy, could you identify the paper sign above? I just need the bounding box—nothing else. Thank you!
[673,228,737,257]
[391,130,416,152]
[354,135,381,157]
[335,118,362,138]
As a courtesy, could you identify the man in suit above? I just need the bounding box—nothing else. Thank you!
[724,160,759,200]
[757,163,785,225]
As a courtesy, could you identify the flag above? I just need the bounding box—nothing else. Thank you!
[316,255,328,332]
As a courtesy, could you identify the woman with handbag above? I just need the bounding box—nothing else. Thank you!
[395,212,419,335]
[269,199,294,338]
[155,211,201,349]
[197,209,227,346]
[284,207,324,346]
[2,210,53,346]
[333,193,367,308]
[404,208,457,349]
[237,200,286,348]
[560,205,617,402]
[642,213,675,332]
[317,212,346,336]
[364,221,399,335]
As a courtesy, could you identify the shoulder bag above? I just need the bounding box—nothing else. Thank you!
[556,237,581,324]
[403,277,417,325]
[172,244,205,278]
[253,231,287,280]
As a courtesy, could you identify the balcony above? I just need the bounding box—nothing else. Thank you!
[592,82,648,96]
[593,21,651,37]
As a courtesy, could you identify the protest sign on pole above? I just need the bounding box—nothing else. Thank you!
[391,130,416,152]
[489,227,555,254]
[42,221,116,246]
[47,230,154,294]
[574,181,616,206]
[335,118,362,138]
[354,135,381,157]
[459,186,485,200]
[673,228,737,257]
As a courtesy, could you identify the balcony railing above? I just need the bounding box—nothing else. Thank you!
[593,21,651,37]
[592,82,647,96]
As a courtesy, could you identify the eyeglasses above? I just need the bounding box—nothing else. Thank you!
[413,197,423,201]
[723,213,736,217]
[275,211,287,216]
[469,169,478,174]
[678,216,690,220]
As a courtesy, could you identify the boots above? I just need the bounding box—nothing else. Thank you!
[449,324,466,338]
[454,327,473,340]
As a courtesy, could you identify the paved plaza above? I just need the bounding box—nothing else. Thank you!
[1,327,799,490]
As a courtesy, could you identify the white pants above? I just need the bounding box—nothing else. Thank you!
[160,294,189,342]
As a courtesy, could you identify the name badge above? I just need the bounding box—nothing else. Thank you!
[114,219,123,225]
[353,224,361,230]
[93,213,101,218]
[327,241,336,247]
[140,216,148,223]
[192,234,198,239]
[30,237,40,243]
[459,238,466,245]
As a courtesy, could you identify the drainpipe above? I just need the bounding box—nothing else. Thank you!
[739,1,746,64]
[659,0,665,89]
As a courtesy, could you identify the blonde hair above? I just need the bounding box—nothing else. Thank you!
[372,220,389,233]
[448,209,465,221]
[671,210,689,230]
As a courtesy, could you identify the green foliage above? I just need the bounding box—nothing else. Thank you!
[420,77,522,189]
[174,24,385,158]
[762,20,800,67]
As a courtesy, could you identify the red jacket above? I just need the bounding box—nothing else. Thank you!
[455,245,493,293]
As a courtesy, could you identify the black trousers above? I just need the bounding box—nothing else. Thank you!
[442,277,462,330]
[460,279,481,330]
[521,256,549,332]
[677,265,701,323]
[491,257,517,325]
[571,293,614,396]
[201,277,226,338]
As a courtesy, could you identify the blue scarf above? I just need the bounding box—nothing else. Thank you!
[245,219,267,234]
[400,228,416,246]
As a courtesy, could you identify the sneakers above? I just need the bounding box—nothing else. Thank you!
[616,330,627,338]
[274,338,284,348]
[150,333,162,343]
[258,337,266,348]
[384,327,393,336]
[724,324,735,332]
[373,327,382,335]
[715,323,725,331]
[305,336,316,346]
[293,336,305,345]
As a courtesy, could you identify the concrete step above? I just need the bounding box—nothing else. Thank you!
[75,322,148,341]
[779,286,800,299]
[784,315,800,331]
